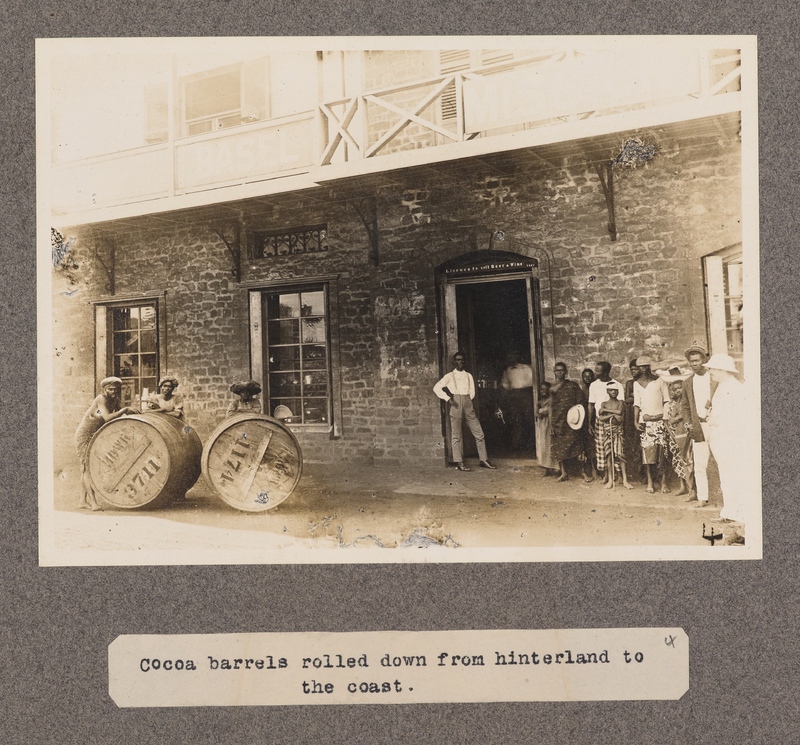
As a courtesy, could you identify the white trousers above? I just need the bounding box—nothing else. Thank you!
[691,424,711,502]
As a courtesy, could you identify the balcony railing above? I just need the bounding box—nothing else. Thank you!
[50,48,742,220]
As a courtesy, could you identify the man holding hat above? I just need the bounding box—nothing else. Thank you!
[679,345,715,507]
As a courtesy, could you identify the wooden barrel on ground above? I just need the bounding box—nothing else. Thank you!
[88,413,202,509]
[201,414,303,512]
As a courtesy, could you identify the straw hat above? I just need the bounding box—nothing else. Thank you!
[704,353,738,374]
[658,365,689,383]
[230,380,262,395]
[684,344,709,359]
[567,403,586,430]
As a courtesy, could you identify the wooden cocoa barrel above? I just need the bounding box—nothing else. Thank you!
[88,413,202,509]
[201,414,303,512]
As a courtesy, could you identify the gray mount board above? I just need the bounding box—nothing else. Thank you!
[2,2,797,744]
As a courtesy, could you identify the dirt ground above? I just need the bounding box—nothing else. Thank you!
[49,456,744,554]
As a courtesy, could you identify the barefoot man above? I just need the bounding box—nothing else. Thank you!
[633,356,670,494]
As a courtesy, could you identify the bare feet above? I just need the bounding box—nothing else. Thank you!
[605,480,614,490]
[583,475,594,483]
[645,486,655,494]
[557,474,569,482]
[675,486,688,496]
[622,481,634,490]
[661,486,671,494]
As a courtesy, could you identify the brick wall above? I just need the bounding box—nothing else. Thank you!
[51,134,741,475]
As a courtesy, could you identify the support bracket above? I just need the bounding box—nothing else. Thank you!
[91,229,116,294]
[212,220,243,282]
[594,162,617,242]
[352,197,380,266]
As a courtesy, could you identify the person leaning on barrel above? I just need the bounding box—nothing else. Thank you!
[146,376,183,419]
[227,380,263,417]
[74,376,139,511]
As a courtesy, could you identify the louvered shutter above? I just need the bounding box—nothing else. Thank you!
[439,50,471,120]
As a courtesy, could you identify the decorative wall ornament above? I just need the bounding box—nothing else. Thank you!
[249,224,329,259]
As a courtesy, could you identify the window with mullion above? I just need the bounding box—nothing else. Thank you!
[265,288,330,424]
[109,303,159,408]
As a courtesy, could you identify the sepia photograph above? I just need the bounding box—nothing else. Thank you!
[37,35,761,565]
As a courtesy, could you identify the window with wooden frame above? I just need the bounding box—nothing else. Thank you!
[95,298,164,409]
[704,243,744,366]
[180,60,270,137]
[263,286,331,425]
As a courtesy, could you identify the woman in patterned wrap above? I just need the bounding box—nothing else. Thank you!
[548,362,585,482]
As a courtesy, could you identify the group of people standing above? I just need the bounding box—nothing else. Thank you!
[435,345,751,532]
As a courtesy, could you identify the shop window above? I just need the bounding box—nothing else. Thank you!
[95,299,162,409]
[263,287,331,425]
[704,244,743,367]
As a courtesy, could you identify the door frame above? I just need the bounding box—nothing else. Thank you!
[435,251,544,462]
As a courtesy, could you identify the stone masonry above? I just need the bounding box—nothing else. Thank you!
[51,133,742,474]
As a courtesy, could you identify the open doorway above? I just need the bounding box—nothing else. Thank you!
[438,251,543,461]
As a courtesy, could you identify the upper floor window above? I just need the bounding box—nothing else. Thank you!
[144,54,320,142]
[181,60,269,136]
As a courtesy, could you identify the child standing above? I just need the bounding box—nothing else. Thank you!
[596,384,632,489]
[663,376,692,497]
[535,381,558,475]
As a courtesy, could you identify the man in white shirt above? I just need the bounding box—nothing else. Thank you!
[500,351,535,452]
[434,352,496,472]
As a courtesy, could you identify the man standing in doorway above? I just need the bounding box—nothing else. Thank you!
[434,352,496,472]
[500,351,535,452]
[680,345,715,508]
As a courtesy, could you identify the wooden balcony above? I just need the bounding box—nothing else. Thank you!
[50,48,743,226]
